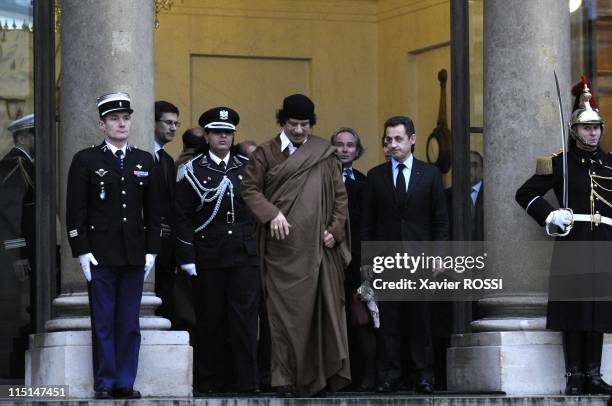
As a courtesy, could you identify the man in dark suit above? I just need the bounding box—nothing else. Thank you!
[361,115,449,394]
[331,127,376,390]
[66,92,160,399]
[153,100,179,323]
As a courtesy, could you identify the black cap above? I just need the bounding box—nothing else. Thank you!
[199,107,240,131]
[280,94,315,121]
[96,92,133,118]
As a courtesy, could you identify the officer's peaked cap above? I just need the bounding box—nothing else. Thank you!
[7,114,34,133]
[97,92,134,118]
[199,107,240,131]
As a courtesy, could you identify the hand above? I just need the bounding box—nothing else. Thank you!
[144,253,157,281]
[270,211,291,240]
[323,229,335,248]
[78,253,98,282]
[160,223,172,239]
[545,209,573,232]
[180,263,197,276]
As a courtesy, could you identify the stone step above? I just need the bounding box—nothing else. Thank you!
[0,394,609,405]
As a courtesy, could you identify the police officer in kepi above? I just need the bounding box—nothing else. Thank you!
[516,77,612,396]
[175,107,260,395]
[65,92,161,399]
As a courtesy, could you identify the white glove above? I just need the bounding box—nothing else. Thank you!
[144,253,157,281]
[545,209,573,232]
[180,263,197,276]
[78,253,98,282]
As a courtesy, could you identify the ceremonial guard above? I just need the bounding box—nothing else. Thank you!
[65,92,160,399]
[175,107,260,394]
[516,78,612,395]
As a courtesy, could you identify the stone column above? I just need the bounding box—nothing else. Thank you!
[25,1,191,397]
[447,0,571,395]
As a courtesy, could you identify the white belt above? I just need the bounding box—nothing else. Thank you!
[573,214,612,227]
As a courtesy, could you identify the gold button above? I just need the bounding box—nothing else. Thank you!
[100,181,104,185]
[139,182,143,185]
[90,225,95,230]
[123,217,127,222]
[122,190,126,195]
[122,204,127,208]
[228,230,233,234]
[121,177,125,181]
[582,159,585,163]
[201,235,205,239]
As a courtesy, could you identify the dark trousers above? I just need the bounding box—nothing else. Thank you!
[154,238,175,322]
[377,301,433,385]
[192,265,260,391]
[88,265,144,391]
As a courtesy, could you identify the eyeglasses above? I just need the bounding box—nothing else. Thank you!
[157,119,181,128]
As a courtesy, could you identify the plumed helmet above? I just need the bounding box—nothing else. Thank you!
[569,76,604,128]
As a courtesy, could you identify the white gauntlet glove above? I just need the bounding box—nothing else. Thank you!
[78,253,98,282]
[545,209,573,232]
[180,263,197,276]
[144,253,157,281]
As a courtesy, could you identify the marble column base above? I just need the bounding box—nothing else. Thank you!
[447,331,565,395]
[25,330,192,398]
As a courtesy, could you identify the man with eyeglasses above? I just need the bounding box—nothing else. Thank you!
[153,100,180,323]
[242,94,351,397]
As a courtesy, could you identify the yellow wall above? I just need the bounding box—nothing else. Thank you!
[154,0,453,175]
[154,0,379,172]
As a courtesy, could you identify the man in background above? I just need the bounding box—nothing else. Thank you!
[153,100,180,323]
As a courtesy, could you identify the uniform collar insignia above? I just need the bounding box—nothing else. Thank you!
[233,156,243,166]
[95,169,108,177]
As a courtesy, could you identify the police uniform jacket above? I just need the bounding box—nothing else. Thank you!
[175,152,257,270]
[66,142,161,266]
[516,146,612,332]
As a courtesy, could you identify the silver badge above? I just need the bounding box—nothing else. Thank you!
[95,169,108,177]
[220,110,228,120]
[136,164,142,169]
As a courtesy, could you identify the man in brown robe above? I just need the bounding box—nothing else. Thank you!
[242,94,351,397]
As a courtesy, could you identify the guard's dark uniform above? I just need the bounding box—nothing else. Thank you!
[175,152,260,392]
[516,148,612,332]
[66,141,160,392]
[517,78,612,396]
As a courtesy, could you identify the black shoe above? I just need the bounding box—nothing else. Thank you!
[585,369,612,395]
[94,389,113,399]
[415,379,434,394]
[564,371,584,395]
[275,385,296,398]
[376,381,396,393]
[113,388,141,399]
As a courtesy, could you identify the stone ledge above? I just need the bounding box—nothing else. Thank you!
[0,394,608,405]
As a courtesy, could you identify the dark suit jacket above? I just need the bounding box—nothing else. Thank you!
[345,168,366,290]
[66,142,161,266]
[361,157,449,242]
[156,148,176,228]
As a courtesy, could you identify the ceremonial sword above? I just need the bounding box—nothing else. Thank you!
[546,71,573,237]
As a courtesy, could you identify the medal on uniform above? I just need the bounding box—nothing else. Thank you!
[95,169,108,201]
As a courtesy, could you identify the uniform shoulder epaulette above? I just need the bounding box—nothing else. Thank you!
[236,154,249,162]
[176,153,203,182]
[535,154,554,175]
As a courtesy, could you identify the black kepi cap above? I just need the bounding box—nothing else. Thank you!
[199,107,240,131]
[96,92,134,118]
